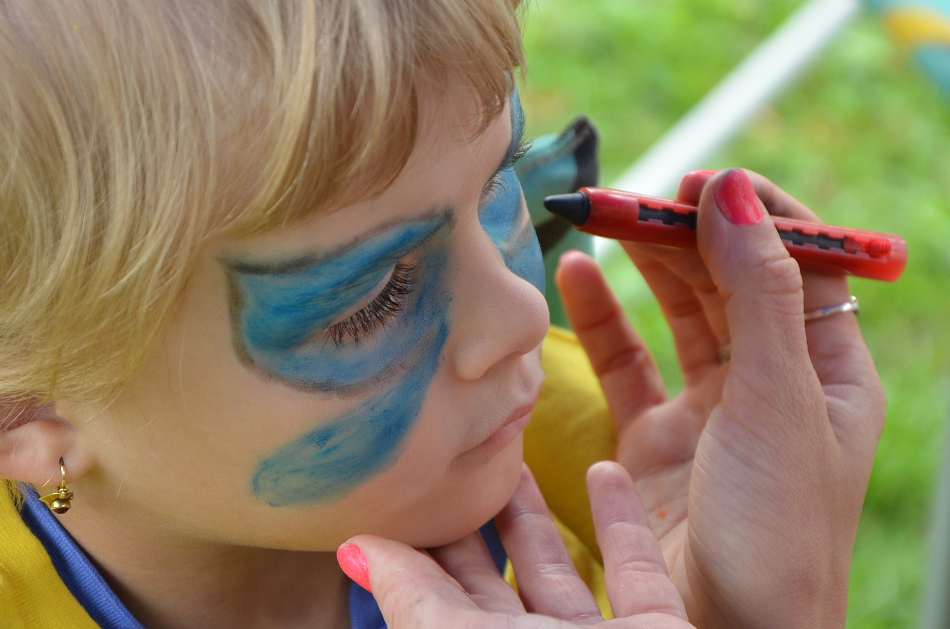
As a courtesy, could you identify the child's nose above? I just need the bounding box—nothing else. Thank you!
[449,233,549,382]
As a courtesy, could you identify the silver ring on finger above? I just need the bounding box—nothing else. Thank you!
[803,296,859,323]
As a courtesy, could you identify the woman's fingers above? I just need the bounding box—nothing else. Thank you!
[745,171,886,456]
[495,464,604,623]
[744,171,852,314]
[676,170,716,205]
[556,244,721,483]
[695,169,826,432]
[608,168,728,377]
[587,462,688,621]
[343,534,484,627]
[430,532,526,614]
[697,169,808,365]
[556,250,667,430]
[347,468,697,629]
[732,171,861,341]
[619,246,727,379]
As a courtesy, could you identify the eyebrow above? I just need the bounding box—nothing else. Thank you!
[223,208,452,276]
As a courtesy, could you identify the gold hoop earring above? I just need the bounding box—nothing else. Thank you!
[39,458,74,514]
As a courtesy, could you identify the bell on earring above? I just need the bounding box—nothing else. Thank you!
[39,458,74,515]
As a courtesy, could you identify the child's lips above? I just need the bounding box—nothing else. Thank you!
[454,390,541,463]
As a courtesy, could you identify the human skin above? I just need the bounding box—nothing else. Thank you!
[341,168,886,629]
[13,85,549,629]
[602,169,885,628]
[348,462,695,629]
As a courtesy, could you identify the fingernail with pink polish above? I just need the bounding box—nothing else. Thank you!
[714,169,763,226]
[687,169,717,178]
[337,543,372,592]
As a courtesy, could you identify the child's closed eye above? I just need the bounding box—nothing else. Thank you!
[479,139,531,205]
[324,262,418,347]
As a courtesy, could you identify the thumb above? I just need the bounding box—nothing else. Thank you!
[338,535,478,628]
[697,169,815,397]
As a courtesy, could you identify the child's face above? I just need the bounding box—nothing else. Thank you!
[72,84,549,550]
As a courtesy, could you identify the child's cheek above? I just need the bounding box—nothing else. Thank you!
[227,227,455,506]
[479,169,545,295]
[250,316,448,506]
[249,249,451,506]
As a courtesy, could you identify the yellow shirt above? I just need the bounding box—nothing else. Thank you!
[0,327,615,627]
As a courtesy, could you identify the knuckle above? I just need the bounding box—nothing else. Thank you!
[663,294,705,323]
[594,343,652,378]
[755,254,804,297]
[535,560,580,581]
[731,254,804,319]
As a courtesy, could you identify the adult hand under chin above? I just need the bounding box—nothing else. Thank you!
[339,462,695,629]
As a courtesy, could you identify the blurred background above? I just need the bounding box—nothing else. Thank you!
[518,1,950,627]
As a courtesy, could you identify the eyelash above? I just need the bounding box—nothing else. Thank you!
[325,262,418,347]
[479,139,531,204]
[323,139,528,348]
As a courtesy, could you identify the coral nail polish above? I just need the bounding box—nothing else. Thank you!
[714,169,763,226]
[337,543,372,592]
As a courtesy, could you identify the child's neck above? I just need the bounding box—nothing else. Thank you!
[62,511,352,629]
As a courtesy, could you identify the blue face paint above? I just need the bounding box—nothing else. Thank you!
[227,90,543,508]
[227,215,453,506]
[250,285,450,506]
[227,215,450,392]
[480,91,546,294]
[479,168,545,294]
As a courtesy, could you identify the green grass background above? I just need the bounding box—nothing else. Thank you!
[519,1,950,627]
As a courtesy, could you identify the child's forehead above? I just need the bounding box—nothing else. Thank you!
[412,86,514,163]
[216,87,515,262]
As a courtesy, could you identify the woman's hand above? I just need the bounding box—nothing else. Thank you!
[341,462,695,628]
[556,169,885,628]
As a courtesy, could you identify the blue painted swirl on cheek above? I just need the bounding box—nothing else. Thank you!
[250,248,451,506]
[480,168,546,294]
[250,314,446,506]
[225,219,453,506]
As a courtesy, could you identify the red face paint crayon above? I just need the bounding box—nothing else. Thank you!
[544,187,907,282]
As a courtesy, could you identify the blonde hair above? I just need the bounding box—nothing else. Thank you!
[0,0,524,410]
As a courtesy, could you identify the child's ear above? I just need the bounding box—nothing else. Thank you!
[0,401,94,486]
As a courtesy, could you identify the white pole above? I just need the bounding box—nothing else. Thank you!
[596,0,862,260]
[611,0,863,197]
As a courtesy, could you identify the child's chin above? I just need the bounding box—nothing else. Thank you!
[401,445,525,549]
